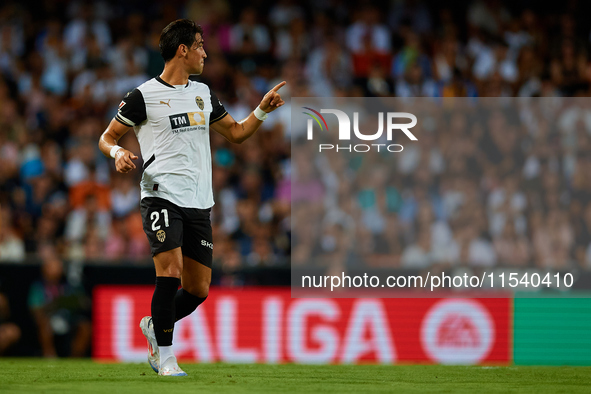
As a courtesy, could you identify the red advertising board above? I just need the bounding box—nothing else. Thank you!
[93,286,511,364]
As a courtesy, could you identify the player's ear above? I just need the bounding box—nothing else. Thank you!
[178,44,188,57]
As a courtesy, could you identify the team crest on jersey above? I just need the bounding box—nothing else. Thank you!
[156,230,166,242]
[195,96,204,110]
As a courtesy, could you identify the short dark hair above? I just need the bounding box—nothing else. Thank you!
[159,19,204,62]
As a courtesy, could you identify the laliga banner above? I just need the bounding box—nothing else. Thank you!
[93,286,511,364]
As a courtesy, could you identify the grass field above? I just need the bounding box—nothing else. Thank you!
[0,359,590,393]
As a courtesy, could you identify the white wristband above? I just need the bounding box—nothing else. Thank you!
[254,106,268,121]
[110,145,123,159]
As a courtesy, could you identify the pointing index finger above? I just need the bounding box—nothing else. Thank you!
[271,81,286,92]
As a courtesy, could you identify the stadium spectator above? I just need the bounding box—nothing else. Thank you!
[64,193,111,253]
[28,254,91,357]
[395,61,438,97]
[494,222,531,266]
[230,7,271,55]
[305,33,353,97]
[0,204,25,262]
[0,290,21,355]
[274,17,308,62]
[401,228,434,269]
[346,5,391,80]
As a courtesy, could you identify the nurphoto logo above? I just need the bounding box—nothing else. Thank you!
[303,107,418,153]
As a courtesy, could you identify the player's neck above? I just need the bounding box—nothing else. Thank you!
[159,64,189,86]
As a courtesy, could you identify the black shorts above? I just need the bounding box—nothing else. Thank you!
[140,197,213,268]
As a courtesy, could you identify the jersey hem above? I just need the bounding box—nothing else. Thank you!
[140,191,215,210]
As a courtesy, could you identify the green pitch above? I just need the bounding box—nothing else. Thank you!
[0,359,590,393]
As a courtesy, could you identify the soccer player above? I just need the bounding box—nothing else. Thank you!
[98,19,285,376]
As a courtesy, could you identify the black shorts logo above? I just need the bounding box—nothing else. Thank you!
[156,230,166,242]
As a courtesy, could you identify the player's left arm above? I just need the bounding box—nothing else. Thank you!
[211,81,286,144]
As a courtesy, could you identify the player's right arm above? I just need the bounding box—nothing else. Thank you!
[99,88,146,173]
[98,119,138,173]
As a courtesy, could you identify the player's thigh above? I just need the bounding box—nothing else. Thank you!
[154,247,183,277]
[180,207,213,268]
[141,197,184,276]
[180,207,213,296]
[181,255,212,297]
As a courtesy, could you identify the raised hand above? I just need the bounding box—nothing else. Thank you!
[259,81,286,113]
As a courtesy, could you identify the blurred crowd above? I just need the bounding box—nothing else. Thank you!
[292,98,591,271]
[1,0,591,271]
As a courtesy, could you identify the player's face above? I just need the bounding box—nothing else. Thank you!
[187,33,207,75]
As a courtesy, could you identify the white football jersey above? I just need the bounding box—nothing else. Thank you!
[116,76,227,208]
